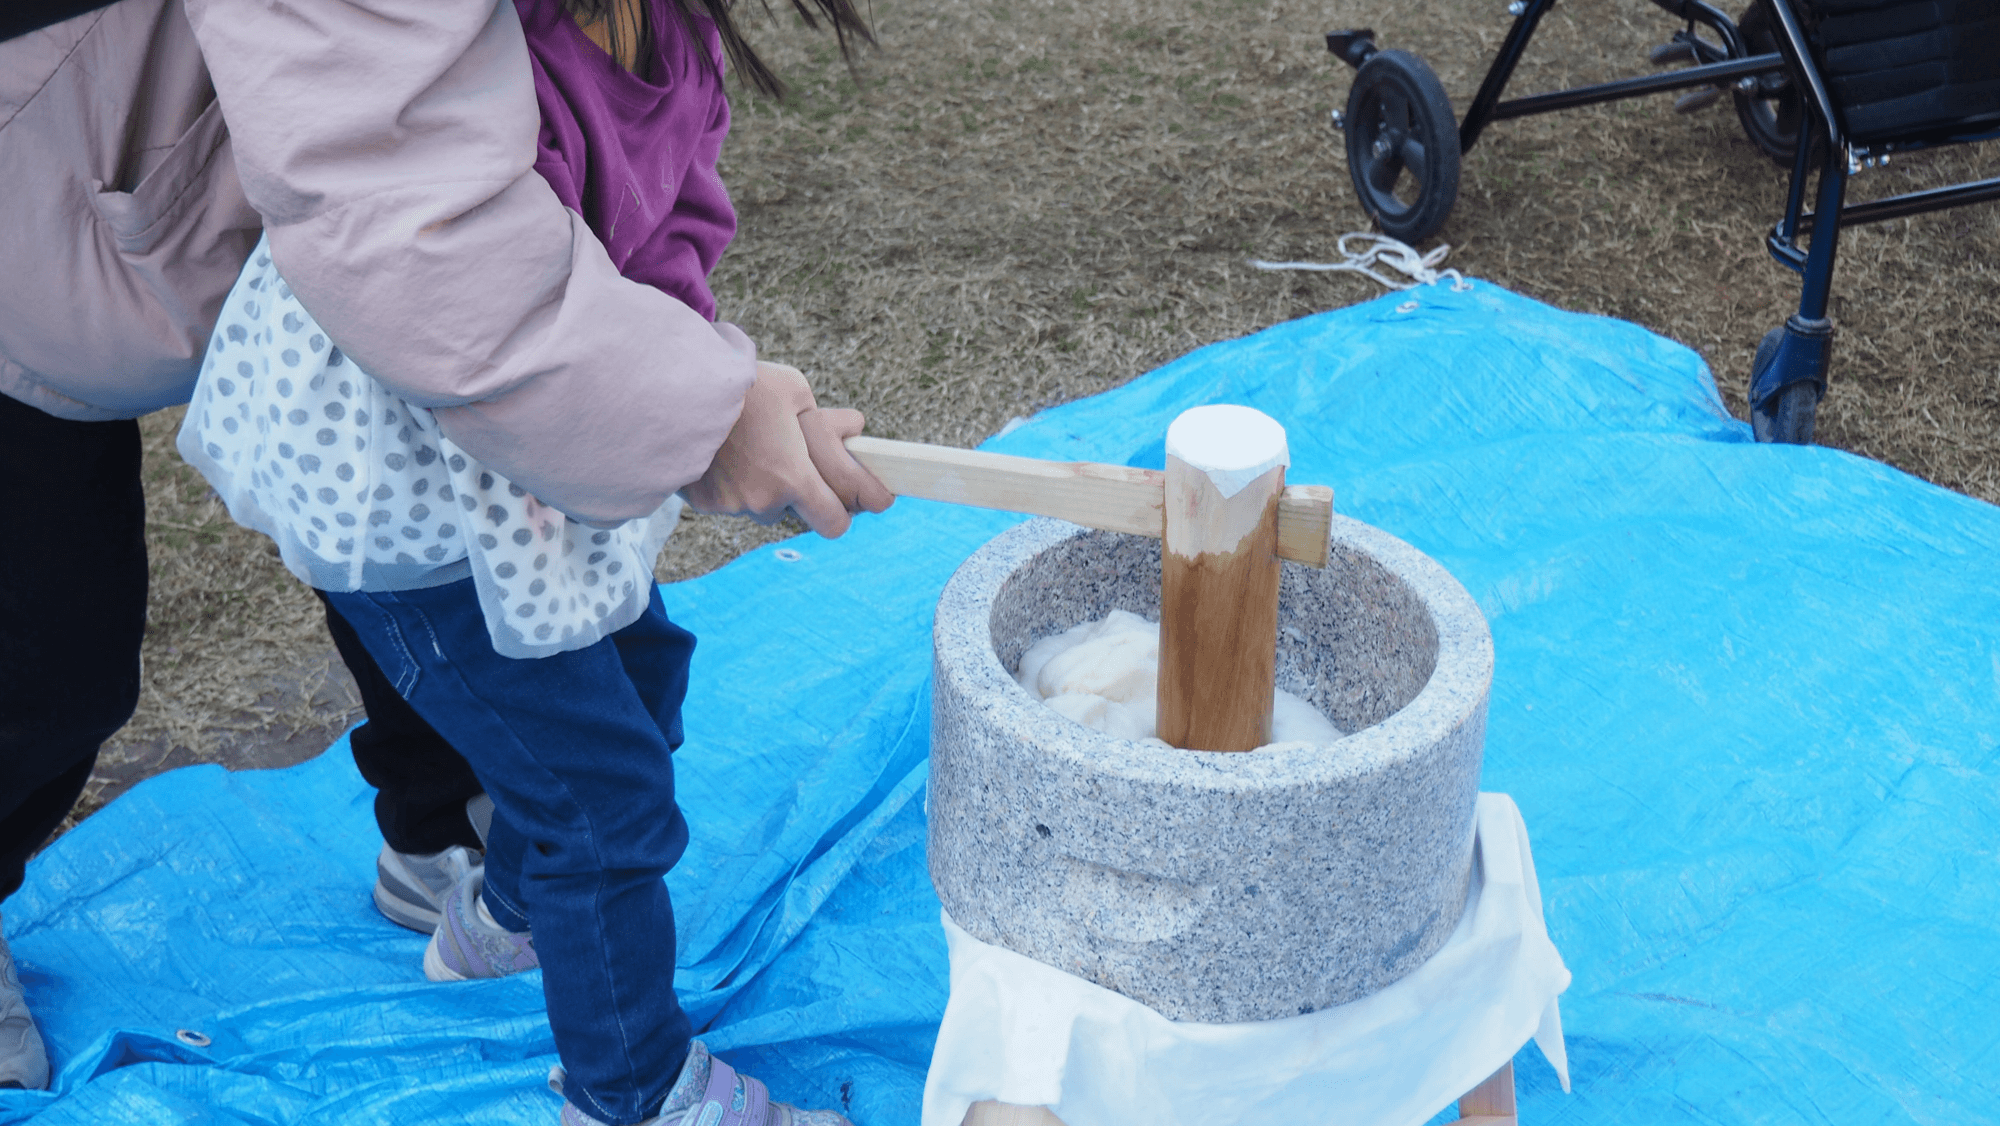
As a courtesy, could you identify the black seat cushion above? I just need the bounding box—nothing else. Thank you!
[1793,0,2000,142]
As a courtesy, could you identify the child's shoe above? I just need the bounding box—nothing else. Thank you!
[373,843,480,933]
[423,867,538,981]
[550,1040,851,1126]
[373,794,497,932]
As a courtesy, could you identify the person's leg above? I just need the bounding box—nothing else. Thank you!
[318,591,486,856]
[319,590,493,931]
[322,581,694,1124]
[0,391,150,1089]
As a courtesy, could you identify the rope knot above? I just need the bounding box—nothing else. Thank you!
[1250,234,1474,293]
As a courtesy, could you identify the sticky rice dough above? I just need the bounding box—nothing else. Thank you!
[1014,609,1344,749]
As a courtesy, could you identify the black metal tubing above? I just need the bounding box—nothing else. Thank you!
[1763,0,1848,276]
[1757,0,1845,324]
[1458,0,1558,153]
[1456,0,1778,152]
[1489,54,1782,122]
[1767,124,1817,271]
[1671,29,1730,67]
[1762,0,1841,147]
[1325,29,1378,70]
[1773,109,1819,256]
[1766,238,1809,271]
[1439,0,1993,278]
[1646,0,1747,57]
[1796,149,1847,320]
[1787,176,2000,240]
[1753,31,1848,414]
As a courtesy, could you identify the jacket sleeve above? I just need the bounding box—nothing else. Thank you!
[183,0,754,523]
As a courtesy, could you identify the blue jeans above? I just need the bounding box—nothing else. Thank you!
[323,579,696,1125]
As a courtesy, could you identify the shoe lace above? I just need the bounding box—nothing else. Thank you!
[440,846,477,888]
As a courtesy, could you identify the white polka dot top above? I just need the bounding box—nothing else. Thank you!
[177,236,681,659]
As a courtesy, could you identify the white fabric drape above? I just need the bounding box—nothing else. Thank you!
[923,792,1570,1126]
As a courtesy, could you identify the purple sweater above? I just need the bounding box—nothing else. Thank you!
[517,0,735,320]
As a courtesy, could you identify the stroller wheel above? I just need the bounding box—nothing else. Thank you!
[1749,327,1820,444]
[1731,1,1807,165]
[1343,50,1460,243]
[1752,383,1819,444]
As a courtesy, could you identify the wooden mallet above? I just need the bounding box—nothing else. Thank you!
[845,404,1323,752]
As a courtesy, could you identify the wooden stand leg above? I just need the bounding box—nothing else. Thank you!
[1456,1059,1517,1125]
[961,1100,1068,1126]
[1156,405,1288,752]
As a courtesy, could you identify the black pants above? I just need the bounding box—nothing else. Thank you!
[316,588,485,856]
[0,392,484,900]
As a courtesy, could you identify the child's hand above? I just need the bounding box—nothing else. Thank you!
[682,362,891,538]
[799,407,895,519]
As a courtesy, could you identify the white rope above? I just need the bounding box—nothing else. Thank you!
[1250,233,1474,293]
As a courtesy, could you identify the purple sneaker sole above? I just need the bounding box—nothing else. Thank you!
[552,1041,853,1126]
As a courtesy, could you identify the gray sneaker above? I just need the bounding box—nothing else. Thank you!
[551,1040,851,1126]
[372,793,496,932]
[373,843,480,933]
[0,917,48,1091]
[422,867,538,982]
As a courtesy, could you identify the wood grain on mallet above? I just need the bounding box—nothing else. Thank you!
[844,436,1333,567]
[1155,405,1288,752]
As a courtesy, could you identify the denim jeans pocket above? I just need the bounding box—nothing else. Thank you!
[328,591,425,699]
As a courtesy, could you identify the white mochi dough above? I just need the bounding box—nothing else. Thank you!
[1014,609,1344,749]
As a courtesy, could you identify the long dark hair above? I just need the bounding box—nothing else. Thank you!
[561,0,872,98]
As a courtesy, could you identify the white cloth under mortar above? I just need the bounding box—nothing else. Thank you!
[922,793,1571,1126]
[1015,609,1344,749]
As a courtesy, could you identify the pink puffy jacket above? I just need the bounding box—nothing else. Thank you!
[0,0,754,523]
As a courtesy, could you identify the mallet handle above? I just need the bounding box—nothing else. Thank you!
[844,436,1334,567]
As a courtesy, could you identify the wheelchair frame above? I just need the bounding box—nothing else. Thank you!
[1325,0,2000,444]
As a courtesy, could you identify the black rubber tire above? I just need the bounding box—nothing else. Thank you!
[1756,382,1820,444]
[1731,1,1808,166]
[1343,50,1461,244]
[1749,328,1820,444]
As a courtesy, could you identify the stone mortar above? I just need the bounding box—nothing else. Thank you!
[928,516,1493,1023]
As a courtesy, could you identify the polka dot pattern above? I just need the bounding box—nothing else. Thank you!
[178,235,681,659]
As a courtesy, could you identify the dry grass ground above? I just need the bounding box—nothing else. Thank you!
[61,0,1998,837]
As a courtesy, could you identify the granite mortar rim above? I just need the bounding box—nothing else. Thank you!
[933,517,1493,793]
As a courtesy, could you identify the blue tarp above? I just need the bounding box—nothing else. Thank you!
[8,280,1998,1125]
